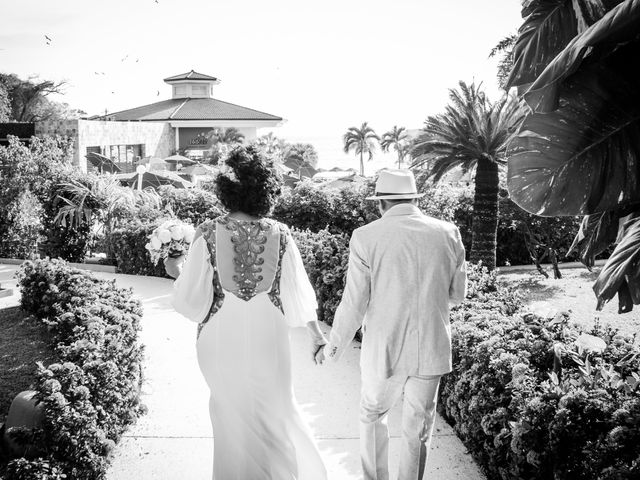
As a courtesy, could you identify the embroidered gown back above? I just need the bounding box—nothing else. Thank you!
[173,216,326,480]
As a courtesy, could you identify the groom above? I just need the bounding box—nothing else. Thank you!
[318,169,467,480]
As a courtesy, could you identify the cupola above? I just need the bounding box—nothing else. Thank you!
[163,70,221,99]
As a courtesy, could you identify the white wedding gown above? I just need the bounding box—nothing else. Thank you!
[172,215,327,480]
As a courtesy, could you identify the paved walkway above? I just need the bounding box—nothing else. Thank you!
[0,263,484,480]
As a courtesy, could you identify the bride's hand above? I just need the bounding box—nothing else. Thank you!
[164,255,184,279]
[313,344,326,365]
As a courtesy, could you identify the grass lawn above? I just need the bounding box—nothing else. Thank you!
[0,306,57,418]
[499,266,640,339]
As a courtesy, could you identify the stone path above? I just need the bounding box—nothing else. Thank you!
[0,263,484,480]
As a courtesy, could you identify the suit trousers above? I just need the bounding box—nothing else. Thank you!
[360,374,441,480]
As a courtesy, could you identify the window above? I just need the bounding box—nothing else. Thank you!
[86,144,144,173]
[192,85,206,96]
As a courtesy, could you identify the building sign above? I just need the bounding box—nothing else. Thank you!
[190,132,209,146]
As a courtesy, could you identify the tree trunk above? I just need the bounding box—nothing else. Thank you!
[359,151,364,176]
[470,157,499,270]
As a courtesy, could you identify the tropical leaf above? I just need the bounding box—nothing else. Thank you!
[593,217,640,312]
[507,32,640,216]
[523,0,640,112]
[507,0,607,89]
[566,210,620,268]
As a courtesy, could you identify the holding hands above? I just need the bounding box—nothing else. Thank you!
[307,321,328,365]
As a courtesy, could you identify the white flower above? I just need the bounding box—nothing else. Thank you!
[150,236,162,250]
[157,228,172,243]
[170,225,184,241]
[575,333,607,353]
[527,301,557,320]
[183,225,196,243]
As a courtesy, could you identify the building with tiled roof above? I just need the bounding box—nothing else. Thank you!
[40,71,283,172]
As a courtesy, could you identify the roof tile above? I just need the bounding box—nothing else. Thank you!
[163,70,219,82]
[107,98,281,122]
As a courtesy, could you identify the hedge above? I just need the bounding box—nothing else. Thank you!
[273,180,583,269]
[106,220,169,277]
[157,185,223,226]
[292,228,350,327]
[1,259,146,479]
[441,264,640,479]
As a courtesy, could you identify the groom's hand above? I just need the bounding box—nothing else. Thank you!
[310,340,326,365]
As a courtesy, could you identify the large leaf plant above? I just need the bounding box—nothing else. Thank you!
[506,0,640,312]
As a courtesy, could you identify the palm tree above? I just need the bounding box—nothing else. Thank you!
[205,128,245,164]
[380,126,409,168]
[343,122,380,176]
[251,132,286,162]
[213,127,245,144]
[284,143,319,168]
[411,81,524,270]
[55,175,161,259]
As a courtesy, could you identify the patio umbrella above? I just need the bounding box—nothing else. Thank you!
[282,174,301,188]
[164,154,197,166]
[115,170,194,189]
[284,158,317,179]
[86,152,121,174]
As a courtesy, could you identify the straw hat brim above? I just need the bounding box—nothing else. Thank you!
[365,193,425,201]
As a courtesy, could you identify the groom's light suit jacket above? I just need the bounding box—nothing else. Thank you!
[327,203,467,379]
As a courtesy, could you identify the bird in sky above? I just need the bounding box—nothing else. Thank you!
[121,54,129,62]
[45,35,52,45]
[94,71,105,75]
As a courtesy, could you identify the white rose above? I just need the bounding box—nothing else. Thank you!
[157,229,172,244]
[170,225,184,241]
[150,236,162,250]
[183,225,195,243]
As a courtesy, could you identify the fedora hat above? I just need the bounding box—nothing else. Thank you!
[365,169,425,201]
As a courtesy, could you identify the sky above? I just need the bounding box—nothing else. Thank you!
[0,0,523,174]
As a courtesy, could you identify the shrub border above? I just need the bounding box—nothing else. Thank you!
[1,259,145,479]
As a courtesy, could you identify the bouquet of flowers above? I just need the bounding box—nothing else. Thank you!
[145,219,196,266]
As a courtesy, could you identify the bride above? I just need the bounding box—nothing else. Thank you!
[169,146,328,480]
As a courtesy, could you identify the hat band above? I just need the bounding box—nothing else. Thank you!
[375,191,418,197]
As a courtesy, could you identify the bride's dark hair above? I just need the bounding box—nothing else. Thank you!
[214,146,282,216]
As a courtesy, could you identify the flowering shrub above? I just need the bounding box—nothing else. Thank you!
[451,262,523,321]
[106,219,169,277]
[145,219,196,266]
[1,259,145,479]
[2,189,43,259]
[440,268,640,480]
[157,185,222,226]
[291,228,350,326]
[0,136,91,261]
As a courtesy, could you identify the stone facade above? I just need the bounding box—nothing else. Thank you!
[36,120,174,172]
